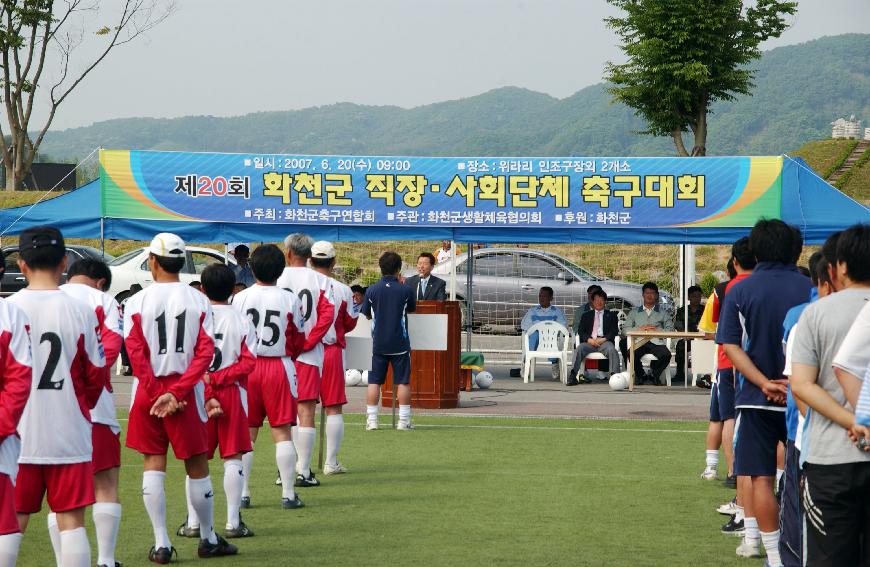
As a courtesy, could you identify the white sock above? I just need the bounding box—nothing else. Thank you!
[743,517,759,545]
[760,530,782,565]
[93,502,122,567]
[776,468,785,492]
[142,470,171,549]
[276,440,297,500]
[290,425,300,474]
[184,476,199,528]
[366,405,378,421]
[241,450,254,498]
[224,459,244,530]
[734,505,744,522]
[705,449,719,468]
[188,476,218,545]
[59,527,90,567]
[325,414,344,467]
[47,512,62,567]
[399,404,411,423]
[295,426,316,477]
[0,532,23,567]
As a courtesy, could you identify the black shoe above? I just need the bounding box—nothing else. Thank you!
[723,474,737,488]
[122,366,133,376]
[721,515,745,536]
[225,520,255,538]
[240,496,251,509]
[282,494,305,509]
[176,521,200,538]
[566,377,580,386]
[295,470,320,487]
[509,368,521,378]
[148,546,176,565]
[697,376,713,389]
[198,534,238,558]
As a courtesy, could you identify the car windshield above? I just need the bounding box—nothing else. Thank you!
[541,252,603,281]
[109,248,142,266]
[79,246,115,261]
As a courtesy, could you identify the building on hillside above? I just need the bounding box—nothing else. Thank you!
[831,115,862,139]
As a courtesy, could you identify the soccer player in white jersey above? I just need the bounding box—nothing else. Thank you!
[9,226,106,567]
[58,258,123,567]
[124,233,237,563]
[309,241,358,474]
[0,249,32,567]
[231,244,306,509]
[178,264,257,539]
[277,233,335,487]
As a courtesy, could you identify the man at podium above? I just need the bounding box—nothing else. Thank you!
[405,253,447,301]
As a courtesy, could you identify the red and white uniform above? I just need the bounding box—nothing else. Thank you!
[0,301,32,535]
[205,305,256,459]
[276,267,335,402]
[9,290,105,514]
[124,282,214,459]
[61,283,124,472]
[321,279,358,407]
[232,284,305,427]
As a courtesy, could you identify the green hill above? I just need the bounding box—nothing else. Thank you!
[38,34,870,162]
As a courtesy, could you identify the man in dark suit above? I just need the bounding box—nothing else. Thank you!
[405,252,447,301]
[569,289,621,385]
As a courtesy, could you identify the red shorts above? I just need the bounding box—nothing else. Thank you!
[320,344,347,407]
[15,462,94,514]
[92,424,121,473]
[295,361,321,403]
[0,474,18,535]
[207,385,253,459]
[126,378,208,460]
[247,357,297,428]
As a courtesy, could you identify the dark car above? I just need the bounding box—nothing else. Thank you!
[1,245,115,296]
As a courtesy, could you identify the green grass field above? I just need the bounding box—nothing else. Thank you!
[17,414,752,566]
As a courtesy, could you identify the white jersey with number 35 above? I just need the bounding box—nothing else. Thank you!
[231,284,305,359]
[276,267,334,367]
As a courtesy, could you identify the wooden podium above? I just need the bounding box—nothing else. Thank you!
[381,300,462,409]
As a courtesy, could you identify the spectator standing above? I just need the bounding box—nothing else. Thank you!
[434,241,459,264]
[405,253,447,301]
[230,245,256,288]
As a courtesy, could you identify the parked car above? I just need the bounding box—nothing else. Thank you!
[1,245,114,297]
[108,246,236,303]
[416,247,675,332]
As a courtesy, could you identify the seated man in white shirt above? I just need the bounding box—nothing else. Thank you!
[519,286,568,380]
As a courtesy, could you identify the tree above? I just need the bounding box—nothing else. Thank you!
[0,0,173,191]
[604,0,797,156]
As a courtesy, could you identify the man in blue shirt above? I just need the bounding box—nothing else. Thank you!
[361,252,416,431]
[717,219,812,565]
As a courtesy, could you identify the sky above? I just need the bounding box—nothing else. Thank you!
[28,0,870,130]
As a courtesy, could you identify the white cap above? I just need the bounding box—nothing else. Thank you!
[149,232,186,258]
[311,240,336,259]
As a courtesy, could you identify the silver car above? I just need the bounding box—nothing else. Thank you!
[426,248,675,332]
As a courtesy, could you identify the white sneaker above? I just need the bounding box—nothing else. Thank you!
[735,538,764,558]
[397,421,413,431]
[366,419,378,431]
[323,463,348,475]
[700,466,718,480]
[717,497,739,515]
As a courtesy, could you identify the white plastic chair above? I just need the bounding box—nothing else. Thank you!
[522,321,570,384]
[689,339,717,387]
[573,334,608,380]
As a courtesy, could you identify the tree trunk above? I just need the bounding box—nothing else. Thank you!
[4,164,16,192]
[691,97,708,156]
[672,129,690,156]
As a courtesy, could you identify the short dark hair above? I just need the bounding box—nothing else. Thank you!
[590,289,607,302]
[67,258,112,291]
[687,285,702,296]
[836,224,870,283]
[310,256,334,270]
[750,219,799,264]
[201,263,236,302]
[808,251,824,286]
[351,284,365,294]
[821,231,842,268]
[151,253,185,274]
[587,284,603,294]
[379,252,402,276]
[815,255,833,287]
[19,226,65,270]
[790,226,804,264]
[731,236,756,270]
[234,244,249,254]
[418,252,436,266]
[726,257,737,279]
[249,244,285,283]
[642,282,659,293]
[540,286,554,297]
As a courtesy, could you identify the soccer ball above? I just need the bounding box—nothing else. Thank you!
[609,372,629,391]
[474,371,494,389]
[345,369,361,387]
[359,371,369,385]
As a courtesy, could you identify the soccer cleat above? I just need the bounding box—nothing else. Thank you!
[282,494,305,509]
[176,521,200,538]
[225,521,255,538]
[240,496,251,509]
[397,421,414,431]
[366,419,378,431]
[323,462,348,475]
[295,471,320,487]
[700,466,718,480]
[148,546,176,565]
[197,534,238,558]
[721,515,745,536]
[735,539,764,558]
[723,474,737,488]
[717,497,738,515]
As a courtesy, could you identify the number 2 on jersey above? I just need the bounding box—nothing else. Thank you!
[155,311,187,354]
[37,332,63,390]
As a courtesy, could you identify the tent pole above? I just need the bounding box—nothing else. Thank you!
[465,245,473,354]
[448,239,457,300]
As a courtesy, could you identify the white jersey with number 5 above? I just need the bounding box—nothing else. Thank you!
[231,284,305,359]
[9,290,106,464]
[276,267,334,367]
